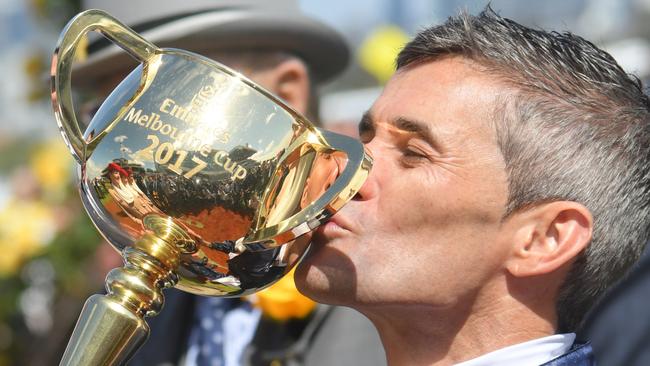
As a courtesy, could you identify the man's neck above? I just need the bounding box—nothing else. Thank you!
[360,295,556,366]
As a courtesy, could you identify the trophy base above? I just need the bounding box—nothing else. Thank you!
[60,294,149,366]
[60,215,187,366]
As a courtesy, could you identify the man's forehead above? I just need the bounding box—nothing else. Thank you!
[394,56,491,83]
[370,57,502,135]
[359,58,505,150]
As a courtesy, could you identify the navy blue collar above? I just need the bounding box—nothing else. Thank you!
[541,342,596,366]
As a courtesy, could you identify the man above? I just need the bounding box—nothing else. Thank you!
[295,8,650,366]
[71,1,385,365]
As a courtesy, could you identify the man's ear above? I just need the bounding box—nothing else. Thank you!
[251,58,310,115]
[506,201,593,277]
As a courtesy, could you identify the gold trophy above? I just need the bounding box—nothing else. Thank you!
[51,9,372,365]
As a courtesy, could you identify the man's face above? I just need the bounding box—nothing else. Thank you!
[296,57,513,309]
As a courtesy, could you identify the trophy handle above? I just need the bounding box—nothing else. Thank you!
[246,129,372,246]
[51,9,158,164]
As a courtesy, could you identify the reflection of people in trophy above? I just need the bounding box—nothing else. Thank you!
[106,162,162,220]
[105,162,137,217]
[294,8,650,366]
[73,1,384,365]
[124,168,145,196]
[125,168,162,216]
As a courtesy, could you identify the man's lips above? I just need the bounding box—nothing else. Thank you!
[316,214,355,239]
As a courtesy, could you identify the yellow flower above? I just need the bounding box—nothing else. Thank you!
[0,200,56,277]
[249,267,316,321]
[358,25,409,84]
[29,139,72,201]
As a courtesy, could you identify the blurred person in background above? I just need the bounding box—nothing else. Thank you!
[57,1,385,365]
[295,7,650,366]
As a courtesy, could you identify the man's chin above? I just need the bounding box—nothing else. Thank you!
[294,255,331,302]
[294,249,358,306]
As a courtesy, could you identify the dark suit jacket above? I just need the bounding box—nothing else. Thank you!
[579,246,650,366]
[541,342,596,366]
[128,289,386,366]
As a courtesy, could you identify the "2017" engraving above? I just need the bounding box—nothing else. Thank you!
[139,134,247,181]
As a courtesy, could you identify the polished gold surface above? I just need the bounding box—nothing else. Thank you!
[60,216,182,366]
[52,9,372,366]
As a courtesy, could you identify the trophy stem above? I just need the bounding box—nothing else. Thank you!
[60,224,182,366]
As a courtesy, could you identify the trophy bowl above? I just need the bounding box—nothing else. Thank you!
[51,9,371,365]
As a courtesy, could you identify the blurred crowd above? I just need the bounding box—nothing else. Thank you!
[0,138,108,365]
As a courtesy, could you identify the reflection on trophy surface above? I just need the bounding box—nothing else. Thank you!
[51,9,372,366]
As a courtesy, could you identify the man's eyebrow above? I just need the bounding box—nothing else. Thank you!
[392,116,441,150]
[359,112,442,151]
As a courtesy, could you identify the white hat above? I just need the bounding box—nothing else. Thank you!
[74,0,350,84]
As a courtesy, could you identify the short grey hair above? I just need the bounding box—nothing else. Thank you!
[397,7,650,332]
